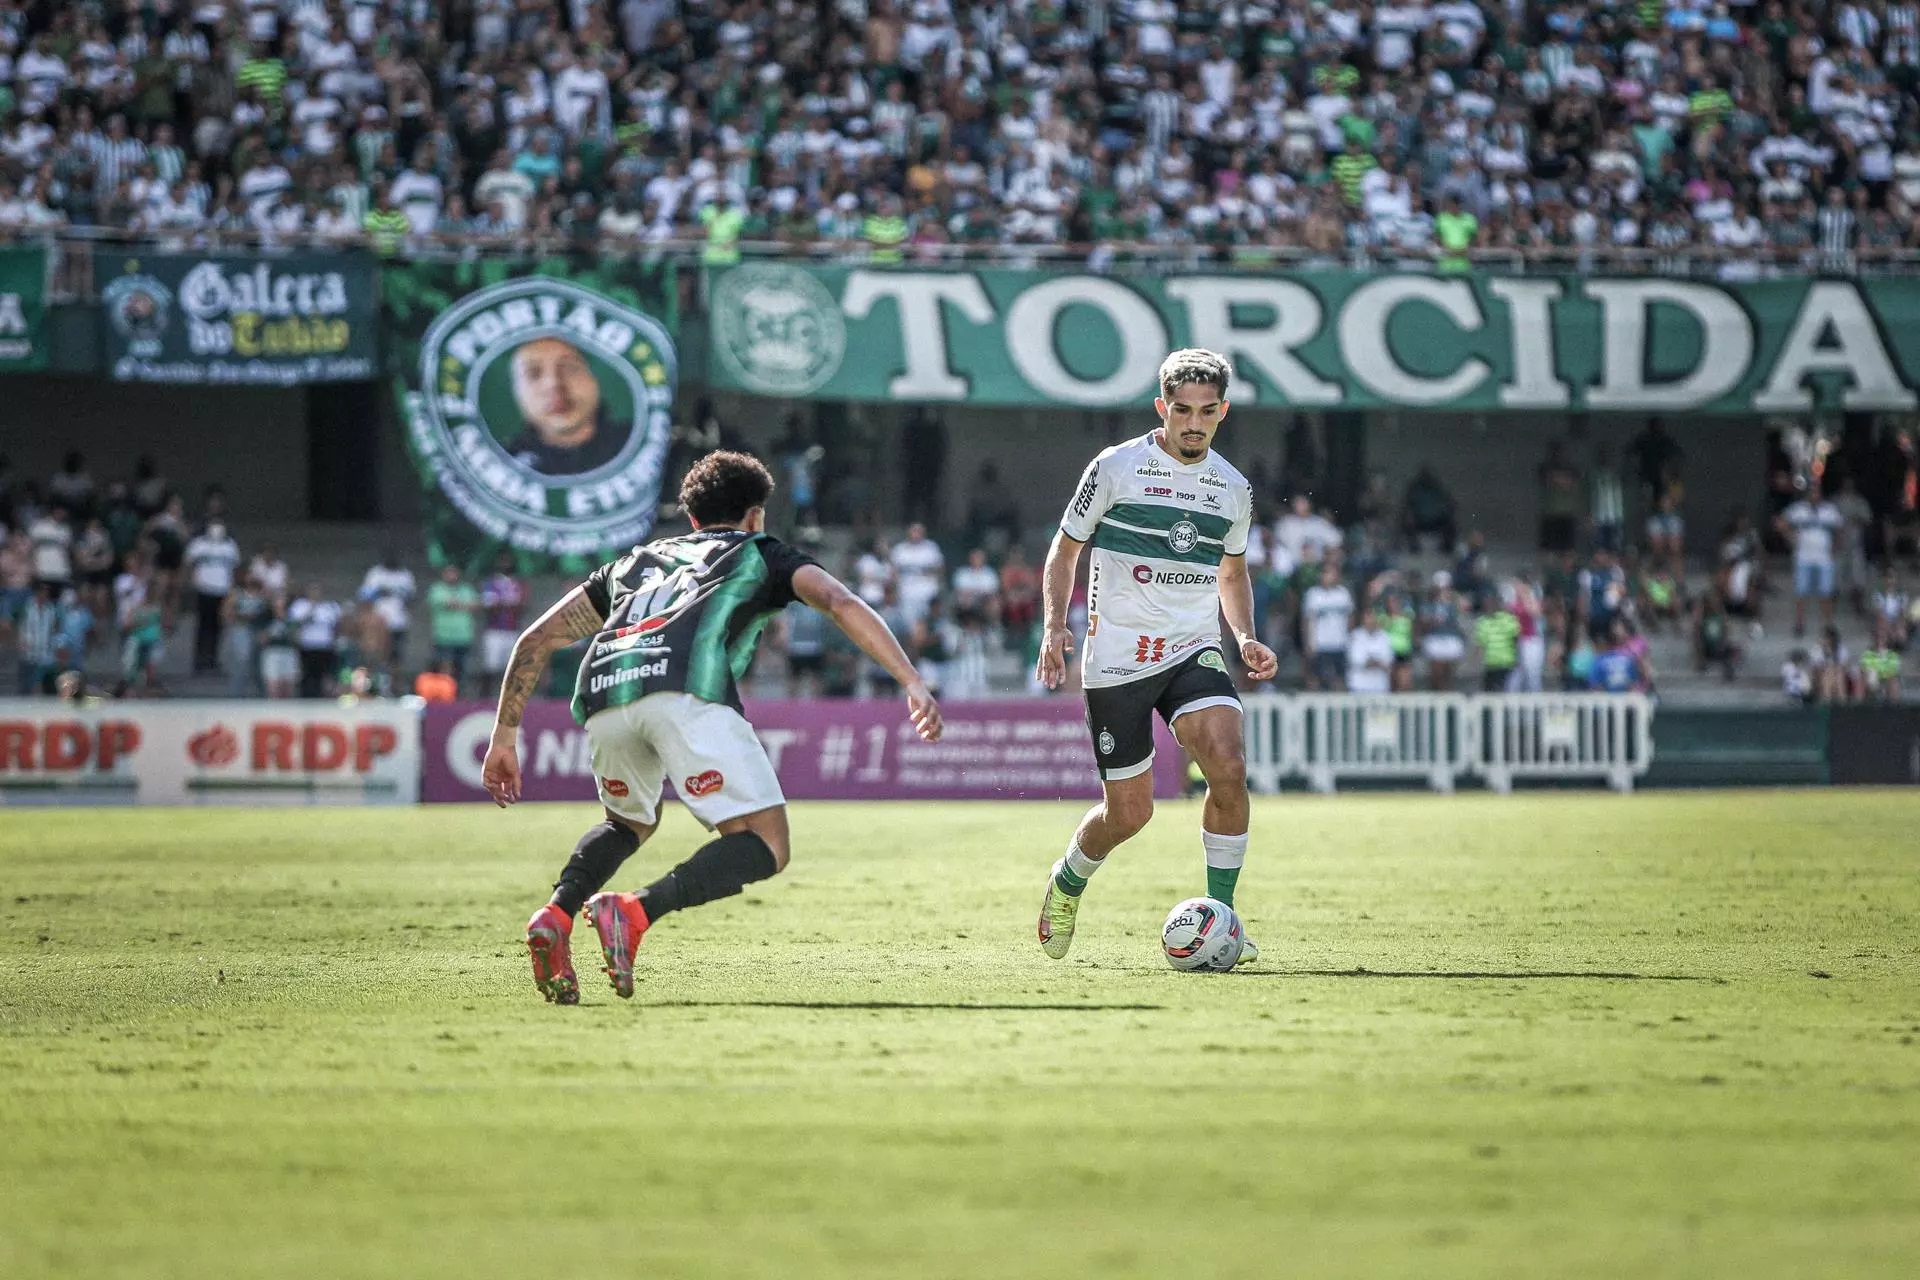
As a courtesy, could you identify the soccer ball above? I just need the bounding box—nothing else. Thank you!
[1161,897,1244,971]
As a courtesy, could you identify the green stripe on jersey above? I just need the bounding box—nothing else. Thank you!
[1091,524,1225,566]
[687,541,769,701]
[1104,501,1233,542]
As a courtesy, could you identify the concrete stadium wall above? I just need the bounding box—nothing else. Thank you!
[1,377,309,521]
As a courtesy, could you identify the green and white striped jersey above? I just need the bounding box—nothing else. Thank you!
[1059,432,1252,689]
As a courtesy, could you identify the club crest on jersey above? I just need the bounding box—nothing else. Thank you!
[1097,730,1116,755]
[1167,520,1200,553]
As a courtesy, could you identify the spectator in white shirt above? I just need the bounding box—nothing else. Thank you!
[1345,609,1396,694]
[358,551,417,668]
[1778,482,1845,636]
[185,520,240,673]
[27,503,72,591]
[889,522,946,624]
[388,152,444,235]
[1275,495,1343,567]
[287,581,342,699]
[854,536,893,607]
[1301,561,1355,690]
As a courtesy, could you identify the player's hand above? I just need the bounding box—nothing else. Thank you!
[482,739,522,807]
[1036,624,1073,690]
[906,682,943,742]
[1240,638,1279,682]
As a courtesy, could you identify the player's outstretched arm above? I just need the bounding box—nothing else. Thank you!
[792,565,942,742]
[1219,554,1278,681]
[482,586,606,806]
[1037,529,1085,690]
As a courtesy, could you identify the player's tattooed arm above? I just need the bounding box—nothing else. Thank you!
[493,588,604,732]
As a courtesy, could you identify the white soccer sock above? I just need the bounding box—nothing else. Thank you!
[1064,841,1103,880]
[1201,830,1249,869]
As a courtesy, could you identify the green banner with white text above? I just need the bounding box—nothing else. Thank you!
[97,250,376,383]
[384,256,680,573]
[0,246,46,372]
[705,264,1920,413]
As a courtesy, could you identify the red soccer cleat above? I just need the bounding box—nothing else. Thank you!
[584,892,651,999]
[525,904,579,1005]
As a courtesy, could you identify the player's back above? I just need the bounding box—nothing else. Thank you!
[571,527,814,723]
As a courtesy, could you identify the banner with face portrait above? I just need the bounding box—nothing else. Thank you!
[384,257,682,572]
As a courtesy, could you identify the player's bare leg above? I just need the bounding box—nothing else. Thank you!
[587,805,788,997]
[1039,772,1153,959]
[529,809,654,1004]
[1172,705,1257,964]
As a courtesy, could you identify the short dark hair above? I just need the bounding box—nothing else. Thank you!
[1157,348,1232,402]
[679,450,774,527]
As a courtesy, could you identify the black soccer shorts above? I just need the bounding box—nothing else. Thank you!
[1083,648,1240,781]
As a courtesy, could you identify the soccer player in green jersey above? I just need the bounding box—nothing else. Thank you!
[485,452,942,1003]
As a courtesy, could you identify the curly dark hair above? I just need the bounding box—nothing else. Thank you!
[679,450,775,527]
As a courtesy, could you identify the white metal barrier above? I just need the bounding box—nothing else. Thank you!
[1473,694,1654,794]
[1291,694,1468,794]
[1238,693,1653,794]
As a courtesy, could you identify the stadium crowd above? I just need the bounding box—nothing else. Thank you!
[2,434,1914,702]
[0,450,537,703]
[7,0,1920,267]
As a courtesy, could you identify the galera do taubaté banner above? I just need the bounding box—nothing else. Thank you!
[384,258,681,571]
[97,251,377,384]
[705,263,1920,413]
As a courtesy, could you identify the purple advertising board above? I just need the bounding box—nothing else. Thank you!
[421,698,1185,803]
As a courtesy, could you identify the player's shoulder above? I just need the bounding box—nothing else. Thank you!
[1201,449,1252,490]
[1086,432,1156,471]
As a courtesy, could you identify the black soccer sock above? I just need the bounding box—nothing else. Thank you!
[639,831,780,920]
[551,822,642,916]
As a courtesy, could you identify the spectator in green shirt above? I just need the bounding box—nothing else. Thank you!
[1475,600,1521,692]
[427,564,480,692]
[1859,646,1902,701]
[1435,196,1478,273]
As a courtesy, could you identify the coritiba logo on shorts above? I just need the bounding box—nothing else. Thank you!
[1097,730,1116,755]
[405,278,676,557]
[1167,520,1200,553]
[710,264,847,395]
[1197,651,1227,672]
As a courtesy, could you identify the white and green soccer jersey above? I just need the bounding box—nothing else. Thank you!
[1059,432,1252,689]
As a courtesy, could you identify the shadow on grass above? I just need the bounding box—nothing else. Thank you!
[1248,968,1712,982]
[645,1000,1169,1011]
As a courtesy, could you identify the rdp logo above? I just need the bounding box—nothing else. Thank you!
[243,722,399,772]
[0,720,143,771]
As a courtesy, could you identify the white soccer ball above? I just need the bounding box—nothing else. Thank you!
[1161,897,1244,971]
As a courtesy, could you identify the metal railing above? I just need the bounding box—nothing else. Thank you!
[1241,692,1655,795]
[24,224,1920,303]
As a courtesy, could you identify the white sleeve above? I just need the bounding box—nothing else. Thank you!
[1223,482,1253,556]
[1058,457,1113,543]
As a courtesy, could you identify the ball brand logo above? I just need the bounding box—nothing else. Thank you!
[1167,520,1200,554]
[187,725,240,767]
[406,277,677,558]
[684,769,725,797]
[602,777,630,798]
[710,264,848,395]
[1132,564,1153,584]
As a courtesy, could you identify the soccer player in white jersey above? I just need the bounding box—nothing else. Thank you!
[1035,348,1277,962]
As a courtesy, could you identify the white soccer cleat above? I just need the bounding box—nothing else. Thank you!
[1235,932,1259,966]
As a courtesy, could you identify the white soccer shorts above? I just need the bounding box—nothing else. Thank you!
[585,691,785,829]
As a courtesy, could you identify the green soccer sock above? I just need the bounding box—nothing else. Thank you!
[1202,830,1249,907]
[1052,843,1101,897]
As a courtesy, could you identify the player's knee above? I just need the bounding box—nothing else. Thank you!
[1201,750,1247,793]
[1106,795,1154,840]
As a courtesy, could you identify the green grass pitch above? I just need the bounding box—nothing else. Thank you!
[2,793,1917,1280]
